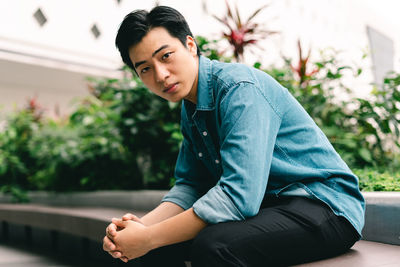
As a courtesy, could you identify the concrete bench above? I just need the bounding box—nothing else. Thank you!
[0,203,146,243]
[0,191,399,266]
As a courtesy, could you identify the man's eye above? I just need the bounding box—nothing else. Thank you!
[162,52,173,60]
[141,67,150,74]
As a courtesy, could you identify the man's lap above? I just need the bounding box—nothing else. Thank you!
[139,197,359,267]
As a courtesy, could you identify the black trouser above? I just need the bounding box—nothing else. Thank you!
[138,197,360,267]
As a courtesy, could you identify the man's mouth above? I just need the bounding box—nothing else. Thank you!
[163,83,178,93]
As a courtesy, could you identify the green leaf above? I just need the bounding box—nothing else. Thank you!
[358,148,372,163]
[253,62,262,69]
[80,177,90,186]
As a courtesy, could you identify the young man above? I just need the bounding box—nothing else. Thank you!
[103,6,365,266]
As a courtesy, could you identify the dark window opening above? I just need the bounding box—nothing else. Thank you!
[33,8,47,27]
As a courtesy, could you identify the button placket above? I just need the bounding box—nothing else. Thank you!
[193,112,222,178]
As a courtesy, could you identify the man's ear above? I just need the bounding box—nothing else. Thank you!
[186,36,198,56]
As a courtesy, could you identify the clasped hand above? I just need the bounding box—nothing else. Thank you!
[103,213,153,263]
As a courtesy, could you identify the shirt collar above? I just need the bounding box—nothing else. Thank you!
[184,56,215,112]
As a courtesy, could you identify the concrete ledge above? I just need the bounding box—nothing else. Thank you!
[362,192,400,245]
[1,191,399,244]
[0,203,146,242]
[294,240,400,267]
[0,190,167,211]
[0,190,165,243]
[0,191,399,266]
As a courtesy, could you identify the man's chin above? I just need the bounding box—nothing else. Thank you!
[168,98,182,103]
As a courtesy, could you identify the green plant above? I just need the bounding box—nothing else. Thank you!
[0,98,45,201]
[352,72,400,167]
[29,93,142,192]
[290,39,319,87]
[266,47,400,170]
[86,71,183,189]
[0,184,29,202]
[354,168,400,192]
[196,36,232,62]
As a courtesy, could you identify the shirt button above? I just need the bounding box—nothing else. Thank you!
[198,152,203,157]
[202,131,208,136]
[215,159,220,164]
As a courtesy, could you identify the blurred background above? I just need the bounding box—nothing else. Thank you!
[0,0,399,199]
[1,0,399,114]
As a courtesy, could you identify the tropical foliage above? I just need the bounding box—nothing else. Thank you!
[264,42,400,170]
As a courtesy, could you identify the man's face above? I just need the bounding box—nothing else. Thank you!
[129,27,199,103]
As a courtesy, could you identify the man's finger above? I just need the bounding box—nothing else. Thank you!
[122,213,134,220]
[106,222,118,238]
[120,256,129,263]
[111,251,122,258]
[102,236,109,251]
[103,236,116,251]
[122,213,139,221]
[112,218,128,228]
[122,213,143,224]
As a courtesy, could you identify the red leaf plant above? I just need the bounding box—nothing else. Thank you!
[291,39,319,87]
[212,0,278,62]
[25,96,45,122]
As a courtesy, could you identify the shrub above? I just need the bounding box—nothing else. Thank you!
[0,100,42,190]
[86,73,182,189]
[28,94,142,192]
[263,46,400,170]
[355,168,400,192]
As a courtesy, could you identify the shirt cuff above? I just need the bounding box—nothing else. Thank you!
[161,183,200,210]
[192,185,245,224]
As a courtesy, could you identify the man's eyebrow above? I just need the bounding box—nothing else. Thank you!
[133,45,170,69]
[134,60,146,69]
[152,44,169,57]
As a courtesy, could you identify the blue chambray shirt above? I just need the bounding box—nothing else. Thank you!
[162,56,365,236]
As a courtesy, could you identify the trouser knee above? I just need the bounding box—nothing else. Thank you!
[190,226,239,267]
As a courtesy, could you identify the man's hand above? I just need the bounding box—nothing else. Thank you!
[112,218,155,261]
[103,213,143,263]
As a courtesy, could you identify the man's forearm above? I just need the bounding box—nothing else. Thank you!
[140,201,184,226]
[148,207,207,249]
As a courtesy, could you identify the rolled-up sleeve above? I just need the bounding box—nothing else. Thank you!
[162,137,212,210]
[193,82,282,224]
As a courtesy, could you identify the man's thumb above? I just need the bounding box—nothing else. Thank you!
[112,218,127,228]
[122,213,142,223]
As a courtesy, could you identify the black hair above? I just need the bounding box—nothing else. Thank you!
[115,6,200,71]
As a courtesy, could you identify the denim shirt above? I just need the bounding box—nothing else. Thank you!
[162,56,365,236]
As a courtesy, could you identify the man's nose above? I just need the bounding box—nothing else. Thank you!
[155,64,169,83]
